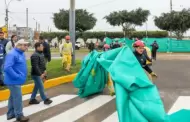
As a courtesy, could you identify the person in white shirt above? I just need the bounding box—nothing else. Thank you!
[6,35,17,53]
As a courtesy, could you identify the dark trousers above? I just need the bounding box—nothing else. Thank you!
[151,50,157,60]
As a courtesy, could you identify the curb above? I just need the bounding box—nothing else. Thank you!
[0,73,77,101]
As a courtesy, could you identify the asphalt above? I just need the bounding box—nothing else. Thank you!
[0,54,190,122]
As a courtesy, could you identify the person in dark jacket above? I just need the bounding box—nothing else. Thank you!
[39,36,51,64]
[150,40,159,60]
[112,41,120,49]
[133,40,157,79]
[88,41,95,52]
[4,39,29,122]
[29,42,52,105]
[0,32,8,86]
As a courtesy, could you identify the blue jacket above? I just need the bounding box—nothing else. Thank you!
[4,48,27,85]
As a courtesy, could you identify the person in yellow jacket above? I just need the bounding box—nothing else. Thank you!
[142,41,152,66]
[61,35,73,71]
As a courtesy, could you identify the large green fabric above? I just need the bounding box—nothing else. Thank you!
[74,46,190,121]
[98,47,166,122]
[73,50,108,98]
[97,46,190,122]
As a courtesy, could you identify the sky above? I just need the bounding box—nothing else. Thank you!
[0,0,190,35]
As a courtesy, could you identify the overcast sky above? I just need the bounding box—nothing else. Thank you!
[0,0,189,35]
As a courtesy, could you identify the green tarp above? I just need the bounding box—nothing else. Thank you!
[106,37,190,52]
[73,46,190,122]
[73,51,108,98]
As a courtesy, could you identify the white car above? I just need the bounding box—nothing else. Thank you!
[75,42,81,50]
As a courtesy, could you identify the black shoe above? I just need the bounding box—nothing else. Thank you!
[0,81,5,86]
[44,99,53,105]
[16,116,29,122]
[7,116,15,120]
[29,99,40,105]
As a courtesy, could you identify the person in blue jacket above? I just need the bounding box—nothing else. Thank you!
[4,39,29,122]
[0,32,8,86]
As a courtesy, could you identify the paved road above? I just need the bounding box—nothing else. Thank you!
[0,59,190,122]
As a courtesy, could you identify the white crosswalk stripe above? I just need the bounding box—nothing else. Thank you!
[102,112,118,122]
[0,94,39,108]
[44,95,114,122]
[0,95,77,122]
[0,93,186,122]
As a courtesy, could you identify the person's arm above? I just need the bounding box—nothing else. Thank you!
[143,50,152,62]
[143,65,153,74]
[31,55,42,76]
[4,53,19,79]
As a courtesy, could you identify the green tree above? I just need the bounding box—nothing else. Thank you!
[154,9,190,39]
[104,8,150,37]
[53,9,97,34]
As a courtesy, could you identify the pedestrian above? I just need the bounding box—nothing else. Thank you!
[4,39,29,122]
[62,35,73,72]
[0,32,8,86]
[133,40,157,80]
[6,35,17,53]
[88,41,95,52]
[29,42,53,105]
[150,40,159,60]
[103,44,110,51]
[112,41,121,49]
[39,36,51,64]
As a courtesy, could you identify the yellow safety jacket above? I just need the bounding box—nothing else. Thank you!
[62,42,73,55]
[144,46,152,65]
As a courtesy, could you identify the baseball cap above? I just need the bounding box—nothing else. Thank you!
[15,39,29,46]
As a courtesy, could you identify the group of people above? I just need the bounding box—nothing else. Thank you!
[88,40,122,52]
[0,31,53,122]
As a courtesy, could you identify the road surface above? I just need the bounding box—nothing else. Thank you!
[0,58,190,122]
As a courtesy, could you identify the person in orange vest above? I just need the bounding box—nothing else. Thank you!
[61,35,73,72]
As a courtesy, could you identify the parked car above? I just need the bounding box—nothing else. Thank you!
[75,42,81,50]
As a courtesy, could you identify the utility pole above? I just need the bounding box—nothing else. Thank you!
[4,0,22,38]
[38,23,40,32]
[145,22,148,39]
[169,0,173,38]
[170,0,172,12]
[70,0,76,65]
[26,8,28,40]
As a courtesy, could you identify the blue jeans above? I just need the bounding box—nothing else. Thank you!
[0,60,4,82]
[7,85,23,118]
[31,76,47,101]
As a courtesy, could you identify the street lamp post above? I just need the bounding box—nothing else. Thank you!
[4,0,21,37]
[33,18,38,32]
[70,0,76,66]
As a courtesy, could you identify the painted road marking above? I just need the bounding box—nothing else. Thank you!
[168,96,190,114]
[0,95,77,122]
[44,95,115,122]
[102,111,118,122]
[0,94,39,108]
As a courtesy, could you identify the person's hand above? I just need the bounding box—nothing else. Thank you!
[40,74,45,79]
[44,71,47,75]
[151,72,158,78]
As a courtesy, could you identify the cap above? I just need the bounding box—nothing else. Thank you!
[15,39,29,46]
[133,40,145,47]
